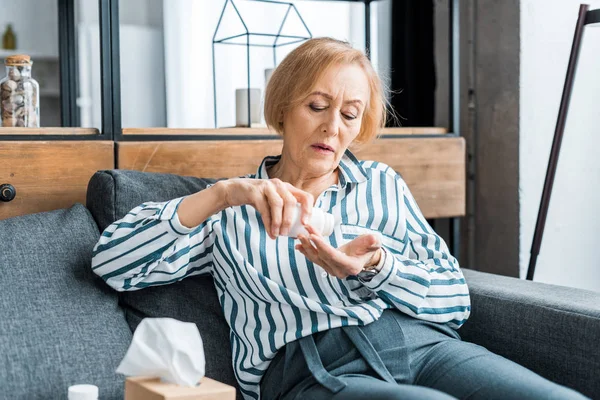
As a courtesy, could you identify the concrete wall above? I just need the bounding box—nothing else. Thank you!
[442,0,521,276]
[472,0,521,276]
[520,0,600,291]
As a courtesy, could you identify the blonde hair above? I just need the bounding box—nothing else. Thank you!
[264,37,388,146]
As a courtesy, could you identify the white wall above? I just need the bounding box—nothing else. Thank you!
[520,0,600,291]
[376,0,392,99]
[0,0,58,57]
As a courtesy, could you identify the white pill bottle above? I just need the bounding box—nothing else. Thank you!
[288,204,335,238]
[68,384,98,400]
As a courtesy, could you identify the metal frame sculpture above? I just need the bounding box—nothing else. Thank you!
[212,0,312,128]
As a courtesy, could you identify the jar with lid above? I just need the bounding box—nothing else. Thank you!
[0,54,39,127]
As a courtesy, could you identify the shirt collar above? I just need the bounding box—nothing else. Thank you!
[256,149,368,187]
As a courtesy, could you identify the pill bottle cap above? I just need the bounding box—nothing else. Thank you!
[320,212,335,237]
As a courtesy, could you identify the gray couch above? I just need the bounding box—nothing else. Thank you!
[0,169,598,400]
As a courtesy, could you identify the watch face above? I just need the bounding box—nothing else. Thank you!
[358,270,377,282]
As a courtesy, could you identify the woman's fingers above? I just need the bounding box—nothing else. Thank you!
[297,237,334,274]
[309,233,347,265]
[301,229,364,277]
[261,179,315,238]
[297,235,324,264]
[338,234,381,257]
[298,234,319,258]
[256,203,274,239]
[286,184,314,224]
[264,182,284,237]
[230,178,316,239]
[304,224,322,238]
[298,234,338,270]
[273,181,298,237]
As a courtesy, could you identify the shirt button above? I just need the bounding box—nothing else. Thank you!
[321,271,328,278]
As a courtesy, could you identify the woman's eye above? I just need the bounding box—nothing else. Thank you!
[309,104,326,112]
[343,114,357,120]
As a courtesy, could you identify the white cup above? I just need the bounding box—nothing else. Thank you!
[264,68,274,88]
[235,88,261,127]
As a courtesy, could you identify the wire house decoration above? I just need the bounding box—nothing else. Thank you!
[212,0,312,128]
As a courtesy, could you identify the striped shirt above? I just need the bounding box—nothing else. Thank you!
[92,150,470,400]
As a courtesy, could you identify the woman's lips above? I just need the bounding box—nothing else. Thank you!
[311,143,334,154]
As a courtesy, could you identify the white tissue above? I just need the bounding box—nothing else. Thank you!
[116,318,206,387]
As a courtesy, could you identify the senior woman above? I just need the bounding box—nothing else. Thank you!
[92,38,586,400]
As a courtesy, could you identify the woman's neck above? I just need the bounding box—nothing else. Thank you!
[267,154,338,202]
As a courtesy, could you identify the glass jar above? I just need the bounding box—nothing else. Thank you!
[0,54,40,127]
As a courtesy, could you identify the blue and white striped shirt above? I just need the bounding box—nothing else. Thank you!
[92,150,470,400]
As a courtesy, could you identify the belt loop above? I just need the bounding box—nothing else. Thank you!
[298,335,347,394]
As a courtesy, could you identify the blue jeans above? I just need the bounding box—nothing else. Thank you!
[260,309,588,400]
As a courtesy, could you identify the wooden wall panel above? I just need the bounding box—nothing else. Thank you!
[118,137,465,218]
[118,140,283,178]
[0,141,114,220]
[353,138,466,218]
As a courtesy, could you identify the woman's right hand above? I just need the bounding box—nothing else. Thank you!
[217,178,314,239]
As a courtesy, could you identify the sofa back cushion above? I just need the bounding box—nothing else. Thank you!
[0,204,133,400]
[86,171,239,396]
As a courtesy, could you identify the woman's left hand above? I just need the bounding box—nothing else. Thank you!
[295,225,383,278]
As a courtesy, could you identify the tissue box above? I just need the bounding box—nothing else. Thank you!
[125,376,236,400]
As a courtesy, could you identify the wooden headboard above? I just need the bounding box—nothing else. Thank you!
[0,128,464,220]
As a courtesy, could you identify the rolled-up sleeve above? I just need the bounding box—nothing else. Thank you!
[358,178,471,329]
[91,197,217,291]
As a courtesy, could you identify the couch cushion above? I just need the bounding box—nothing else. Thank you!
[0,204,132,400]
[86,170,218,233]
[461,268,600,398]
[86,171,239,397]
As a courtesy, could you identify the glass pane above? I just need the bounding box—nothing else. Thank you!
[74,0,103,131]
[118,0,377,130]
[0,0,103,132]
[0,0,61,127]
[118,0,166,128]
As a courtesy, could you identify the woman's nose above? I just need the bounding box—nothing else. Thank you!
[321,112,340,136]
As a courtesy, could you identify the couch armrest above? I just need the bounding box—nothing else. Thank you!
[460,268,600,398]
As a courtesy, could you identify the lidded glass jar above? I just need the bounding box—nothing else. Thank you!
[0,54,40,127]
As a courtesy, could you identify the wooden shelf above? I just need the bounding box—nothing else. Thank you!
[122,127,448,136]
[123,127,278,135]
[381,127,448,135]
[0,49,58,60]
[0,127,448,136]
[0,128,99,135]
